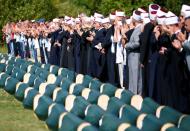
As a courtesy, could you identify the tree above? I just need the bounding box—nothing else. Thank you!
[98,0,152,16]
[0,0,57,29]
[154,0,190,15]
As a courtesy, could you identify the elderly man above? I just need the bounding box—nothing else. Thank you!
[173,16,190,71]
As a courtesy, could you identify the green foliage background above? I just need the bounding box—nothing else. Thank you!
[0,0,190,41]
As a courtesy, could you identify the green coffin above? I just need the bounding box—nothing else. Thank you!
[120,105,141,125]
[58,112,84,131]
[33,78,44,90]
[15,82,29,101]
[50,65,59,75]
[23,73,37,87]
[33,94,53,120]
[34,62,42,67]
[0,73,9,87]
[46,103,66,131]
[39,83,57,97]
[53,89,69,104]
[137,114,164,131]
[81,88,101,104]
[4,77,19,94]
[0,63,6,72]
[82,75,93,87]
[70,96,90,118]
[23,88,39,109]
[165,127,183,131]
[41,64,51,71]
[106,97,125,117]
[11,68,26,81]
[35,68,49,80]
[60,78,73,91]
[54,75,64,87]
[178,115,190,131]
[69,84,86,96]
[156,106,182,124]
[6,58,15,65]
[89,79,102,91]
[84,104,105,127]
[5,65,14,75]
[100,83,117,97]
[67,70,76,81]
[99,114,125,131]
[58,68,69,78]
[141,97,160,114]
[27,65,38,74]
[115,89,134,104]
[20,62,31,72]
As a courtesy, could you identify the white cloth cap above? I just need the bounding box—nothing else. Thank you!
[64,16,70,21]
[102,18,110,24]
[94,13,103,18]
[157,16,166,25]
[141,13,150,24]
[149,4,160,20]
[157,9,167,17]
[132,10,141,21]
[95,17,102,23]
[156,9,167,25]
[116,11,125,17]
[109,14,116,20]
[164,11,178,25]
[53,18,60,23]
[181,4,190,16]
[184,10,190,18]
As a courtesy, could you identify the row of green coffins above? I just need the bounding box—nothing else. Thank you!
[0,53,189,131]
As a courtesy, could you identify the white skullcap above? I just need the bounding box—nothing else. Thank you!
[116,11,125,17]
[132,10,142,21]
[102,18,110,24]
[164,11,178,25]
[149,4,160,20]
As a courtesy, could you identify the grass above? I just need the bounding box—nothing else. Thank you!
[0,45,48,131]
[0,44,7,54]
[0,89,48,131]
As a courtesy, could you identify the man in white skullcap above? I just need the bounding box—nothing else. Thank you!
[125,10,143,94]
[140,4,160,97]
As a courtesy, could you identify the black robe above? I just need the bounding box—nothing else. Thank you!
[67,33,75,71]
[49,29,62,66]
[73,30,82,73]
[155,33,190,113]
[102,25,118,85]
[80,30,92,75]
[60,30,70,68]
[166,34,190,113]
[91,28,107,80]
[140,22,155,97]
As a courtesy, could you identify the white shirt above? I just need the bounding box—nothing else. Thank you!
[33,38,39,49]
[116,35,126,65]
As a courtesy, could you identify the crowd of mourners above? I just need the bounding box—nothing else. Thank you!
[2,4,190,114]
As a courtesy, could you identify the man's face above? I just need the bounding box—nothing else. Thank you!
[95,22,100,29]
[185,19,190,33]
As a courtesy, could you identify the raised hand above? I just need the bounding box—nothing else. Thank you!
[177,31,186,43]
[172,39,182,51]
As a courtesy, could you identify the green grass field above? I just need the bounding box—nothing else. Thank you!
[0,45,48,131]
[0,44,7,54]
